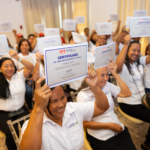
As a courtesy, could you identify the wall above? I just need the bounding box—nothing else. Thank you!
[89,0,118,32]
[0,0,26,46]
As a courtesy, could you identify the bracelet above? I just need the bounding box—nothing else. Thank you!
[18,57,22,62]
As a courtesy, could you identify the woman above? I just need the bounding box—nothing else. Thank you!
[116,34,150,149]
[77,61,136,150]
[0,50,33,150]
[18,39,44,111]
[20,68,109,150]
[144,44,150,93]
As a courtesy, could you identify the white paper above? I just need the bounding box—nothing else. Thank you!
[94,42,116,69]
[96,22,112,35]
[63,19,77,31]
[75,16,85,24]
[0,35,9,55]
[133,10,147,17]
[110,14,119,22]
[0,21,12,32]
[34,24,44,33]
[18,56,34,69]
[44,43,88,88]
[44,28,60,37]
[125,16,132,28]
[72,32,87,43]
[37,35,62,54]
[130,16,150,37]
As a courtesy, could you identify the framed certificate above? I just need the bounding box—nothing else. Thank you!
[110,14,119,22]
[37,35,62,54]
[0,35,9,55]
[0,21,12,32]
[94,42,116,69]
[63,19,77,31]
[96,22,112,35]
[133,10,147,17]
[44,43,88,88]
[34,24,44,33]
[44,28,60,37]
[75,16,85,24]
[130,16,150,37]
[72,32,87,43]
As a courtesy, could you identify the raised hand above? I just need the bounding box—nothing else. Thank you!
[112,32,116,42]
[109,123,123,133]
[124,34,131,46]
[35,52,42,62]
[85,67,98,87]
[9,50,19,60]
[34,32,38,38]
[107,59,117,75]
[60,28,64,34]
[34,77,52,111]
[12,29,17,36]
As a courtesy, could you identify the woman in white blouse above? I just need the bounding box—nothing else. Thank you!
[77,61,136,150]
[0,50,33,150]
[116,35,150,149]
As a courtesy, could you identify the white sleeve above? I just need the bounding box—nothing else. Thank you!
[140,56,147,67]
[118,64,127,81]
[77,91,92,103]
[18,70,26,81]
[39,64,45,77]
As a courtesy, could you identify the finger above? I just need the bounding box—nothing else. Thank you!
[38,84,50,93]
[36,76,46,89]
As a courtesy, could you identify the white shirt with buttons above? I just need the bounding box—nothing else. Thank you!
[0,70,26,111]
[77,82,124,141]
[21,102,94,150]
[118,56,146,105]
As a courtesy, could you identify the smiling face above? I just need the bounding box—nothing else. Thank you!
[0,60,15,80]
[28,35,34,44]
[48,86,67,118]
[20,41,30,54]
[99,35,107,46]
[127,43,141,63]
[96,67,109,88]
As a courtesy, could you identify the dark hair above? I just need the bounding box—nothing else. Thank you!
[69,36,73,43]
[90,32,97,45]
[7,38,13,49]
[125,41,141,75]
[18,39,32,53]
[122,31,129,34]
[0,58,17,99]
[28,34,34,39]
[84,28,89,32]
[145,44,150,56]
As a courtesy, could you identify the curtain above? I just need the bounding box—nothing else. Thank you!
[117,0,150,55]
[21,0,88,43]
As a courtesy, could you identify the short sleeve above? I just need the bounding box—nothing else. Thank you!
[140,56,147,67]
[18,70,26,81]
[118,64,127,80]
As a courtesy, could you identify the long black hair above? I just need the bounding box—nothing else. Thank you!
[125,41,141,75]
[18,39,32,53]
[0,58,17,99]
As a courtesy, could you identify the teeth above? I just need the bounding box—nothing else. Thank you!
[57,109,63,112]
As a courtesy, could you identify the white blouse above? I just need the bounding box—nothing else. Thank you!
[0,70,26,111]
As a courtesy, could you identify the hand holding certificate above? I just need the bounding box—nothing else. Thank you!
[96,22,112,35]
[133,10,147,17]
[0,35,9,55]
[94,42,115,69]
[37,35,62,54]
[130,16,150,37]
[0,21,12,32]
[75,16,85,24]
[72,32,87,43]
[44,28,60,37]
[110,14,119,22]
[44,43,88,88]
[63,19,77,31]
[34,24,44,33]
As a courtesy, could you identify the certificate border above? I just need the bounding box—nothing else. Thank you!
[37,35,62,54]
[44,43,88,88]
[0,35,9,55]
[63,19,77,31]
[0,21,13,32]
[44,28,60,37]
[96,22,112,35]
[94,42,116,69]
[130,16,150,37]
[133,10,147,17]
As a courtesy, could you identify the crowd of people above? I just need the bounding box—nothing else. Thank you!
[0,20,150,150]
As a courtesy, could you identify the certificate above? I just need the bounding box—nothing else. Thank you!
[0,21,12,32]
[0,35,9,55]
[130,16,150,37]
[75,16,85,24]
[96,22,112,35]
[63,19,77,31]
[110,14,119,22]
[125,16,131,28]
[72,32,87,43]
[94,42,115,69]
[133,10,147,17]
[37,35,62,54]
[34,24,44,33]
[44,28,60,37]
[44,43,88,88]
